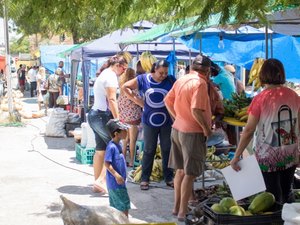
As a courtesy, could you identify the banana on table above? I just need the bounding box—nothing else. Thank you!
[140,51,157,72]
[223,117,247,127]
[248,58,265,91]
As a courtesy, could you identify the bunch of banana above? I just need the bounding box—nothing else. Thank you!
[234,106,249,122]
[140,51,157,72]
[248,58,265,90]
[206,152,230,169]
[118,51,132,64]
[150,159,163,182]
[224,92,252,118]
[133,165,142,182]
[206,146,216,158]
[133,146,163,183]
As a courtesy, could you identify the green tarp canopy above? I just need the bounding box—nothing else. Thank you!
[57,42,91,58]
[119,14,237,45]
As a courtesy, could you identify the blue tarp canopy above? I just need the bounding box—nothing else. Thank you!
[40,45,75,73]
[178,26,300,82]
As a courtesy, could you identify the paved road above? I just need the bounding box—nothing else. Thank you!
[0,95,182,225]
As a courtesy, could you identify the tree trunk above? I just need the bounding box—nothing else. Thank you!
[72,30,79,44]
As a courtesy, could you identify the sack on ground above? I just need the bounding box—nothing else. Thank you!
[45,108,68,137]
[60,195,129,225]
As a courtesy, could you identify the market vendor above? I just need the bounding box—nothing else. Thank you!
[224,64,245,94]
[210,62,236,100]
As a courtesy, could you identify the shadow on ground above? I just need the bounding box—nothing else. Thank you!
[23,97,38,104]
[44,136,75,150]
[29,202,62,219]
[57,185,107,198]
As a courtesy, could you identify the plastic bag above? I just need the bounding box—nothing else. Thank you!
[56,95,65,105]
[45,108,68,137]
[43,92,49,105]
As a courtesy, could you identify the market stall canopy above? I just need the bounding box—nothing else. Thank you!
[180,34,300,82]
[40,45,75,73]
[266,7,300,35]
[119,14,236,45]
[58,21,155,61]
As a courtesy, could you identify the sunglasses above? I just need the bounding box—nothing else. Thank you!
[119,64,128,72]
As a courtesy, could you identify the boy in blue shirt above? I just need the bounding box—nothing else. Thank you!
[105,119,131,217]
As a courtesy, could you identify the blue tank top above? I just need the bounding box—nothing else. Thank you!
[137,73,175,127]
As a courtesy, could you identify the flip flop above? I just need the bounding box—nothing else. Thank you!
[166,181,174,188]
[177,217,185,222]
[93,183,107,194]
[140,182,149,191]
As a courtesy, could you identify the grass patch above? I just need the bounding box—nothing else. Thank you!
[0,122,25,127]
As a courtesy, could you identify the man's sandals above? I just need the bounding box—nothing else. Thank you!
[140,181,174,190]
[140,182,149,190]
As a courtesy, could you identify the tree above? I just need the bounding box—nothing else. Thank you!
[4,0,113,43]
[95,0,300,29]
[1,0,299,44]
[9,36,30,55]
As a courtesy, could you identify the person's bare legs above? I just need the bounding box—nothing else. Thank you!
[177,174,196,219]
[122,134,129,162]
[173,169,184,215]
[128,125,139,166]
[93,150,107,193]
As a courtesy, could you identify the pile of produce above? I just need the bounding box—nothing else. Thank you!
[195,182,232,203]
[248,58,265,91]
[0,90,23,112]
[206,146,230,169]
[118,51,133,64]
[211,192,276,216]
[131,145,162,183]
[223,92,252,122]
[140,51,157,72]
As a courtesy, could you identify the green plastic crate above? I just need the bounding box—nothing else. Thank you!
[75,143,95,164]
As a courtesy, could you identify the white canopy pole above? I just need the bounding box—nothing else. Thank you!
[3,1,13,116]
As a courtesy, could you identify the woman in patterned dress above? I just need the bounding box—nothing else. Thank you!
[118,68,142,167]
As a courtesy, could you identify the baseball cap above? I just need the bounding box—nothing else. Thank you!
[106,119,130,135]
[192,55,212,67]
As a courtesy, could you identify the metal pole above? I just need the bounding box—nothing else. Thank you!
[3,1,13,115]
[189,49,192,67]
[265,25,269,59]
[172,38,176,76]
[270,33,273,58]
[200,34,202,54]
[136,44,139,60]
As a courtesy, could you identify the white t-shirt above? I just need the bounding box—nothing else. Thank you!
[92,68,118,111]
[28,68,37,82]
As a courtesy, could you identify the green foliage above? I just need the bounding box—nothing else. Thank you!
[9,36,30,54]
[0,0,299,44]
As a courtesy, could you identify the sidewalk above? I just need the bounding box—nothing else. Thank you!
[0,93,180,225]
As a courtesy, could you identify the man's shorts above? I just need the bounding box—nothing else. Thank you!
[168,128,207,177]
[108,188,131,212]
[87,109,112,150]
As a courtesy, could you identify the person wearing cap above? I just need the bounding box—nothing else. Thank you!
[164,54,213,221]
[47,68,63,108]
[104,119,131,217]
[224,64,245,94]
